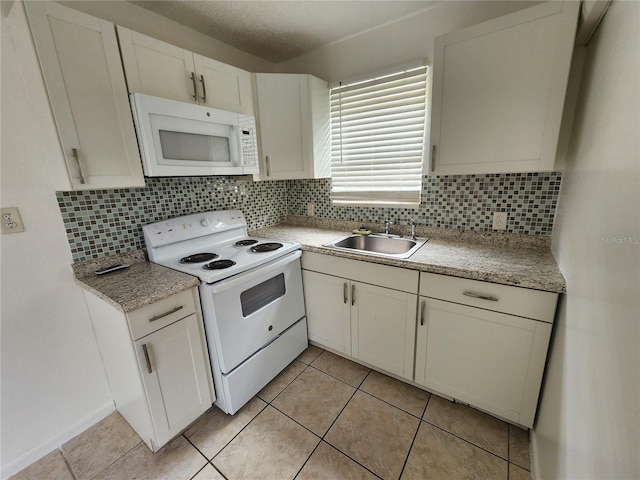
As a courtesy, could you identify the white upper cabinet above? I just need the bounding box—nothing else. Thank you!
[25,2,144,190]
[117,27,254,115]
[428,1,580,175]
[256,74,330,180]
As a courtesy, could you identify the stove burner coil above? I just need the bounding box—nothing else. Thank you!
[179,253,218,263]
[235,239,259,247]
[251,242,284,253]
[203,259,236,270]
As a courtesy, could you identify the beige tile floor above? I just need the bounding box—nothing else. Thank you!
[11,346,532,480]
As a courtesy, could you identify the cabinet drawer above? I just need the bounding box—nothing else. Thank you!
[128,289,196,340]
[302,251,418,293]
[419,272,557,322]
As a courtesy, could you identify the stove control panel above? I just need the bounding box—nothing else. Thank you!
[143,210,247,250]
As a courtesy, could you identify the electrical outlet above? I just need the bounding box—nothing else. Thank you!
[306,202,315,217]
[492,212,507,231]
[1,207,26,234]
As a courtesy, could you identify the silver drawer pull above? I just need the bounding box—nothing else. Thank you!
[463,291,499,302]
[420,300,426,326]
[142,344,152,374]
[71,148,86,184]
[149,305,183,322]
[343,283,348,304]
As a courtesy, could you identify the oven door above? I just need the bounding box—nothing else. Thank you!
[199,250,306,374]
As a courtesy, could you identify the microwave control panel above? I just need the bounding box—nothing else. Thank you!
[238,114,259,174]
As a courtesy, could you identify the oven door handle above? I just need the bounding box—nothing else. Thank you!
[208,250,302,294]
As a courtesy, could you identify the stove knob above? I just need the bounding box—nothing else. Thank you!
[200,218,211,227]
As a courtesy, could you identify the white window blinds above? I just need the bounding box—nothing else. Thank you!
[330,65,428,206]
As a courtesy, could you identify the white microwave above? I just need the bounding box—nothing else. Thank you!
[130,93,258,177]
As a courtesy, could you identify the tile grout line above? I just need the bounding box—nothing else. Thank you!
[287,368,384,479]
[290,439,323,480]
[182,434,228,480]
[84,437,143,480]
[187,460,226,480]
[58,448,78,480]
[358,386,430,421]
[208,400,270,465]
[397,391,433,479]
[202,355,313,470]
[264,358,383,479]
[258,359,311,404]
[420,418,510,464]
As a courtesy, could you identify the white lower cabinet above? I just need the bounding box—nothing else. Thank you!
[351,282,417,380]
[301,270,351,355]
[301,252,418,381]
[301,252,559,428]
[415,273,557,427]
[84,287,214,451]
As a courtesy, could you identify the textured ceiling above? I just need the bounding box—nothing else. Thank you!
[129,1,440,63]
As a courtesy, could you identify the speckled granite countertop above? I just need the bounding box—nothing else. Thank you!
[250,222,565,293]
[73,250,199,312]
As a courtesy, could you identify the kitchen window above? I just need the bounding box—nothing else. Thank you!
[330,63,428,206]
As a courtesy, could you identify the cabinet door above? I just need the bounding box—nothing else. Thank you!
[301,270,351,354]
[117,27,197,104]
[429,1,579,175]
[351,283,417,380]
[415,298,551,427]
[256,73,310,179]
[25,2,144,190]
[194,55,253,114]
[135,314,212,449]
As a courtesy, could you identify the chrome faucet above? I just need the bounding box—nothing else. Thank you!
[410,220,417,240]
[384,219,394,235]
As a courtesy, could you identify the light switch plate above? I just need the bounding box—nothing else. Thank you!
[492,211,507,231]
[306,202,315,217]
[1,207,26,234]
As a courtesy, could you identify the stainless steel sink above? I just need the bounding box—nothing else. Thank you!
[323,234,427,259]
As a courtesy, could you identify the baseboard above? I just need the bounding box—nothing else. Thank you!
[530,429,540,480]
[1,401,115,480]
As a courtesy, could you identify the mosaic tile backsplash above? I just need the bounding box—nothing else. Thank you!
[57,176,288,262]
[58,172,561,262]
[287,172,561,234]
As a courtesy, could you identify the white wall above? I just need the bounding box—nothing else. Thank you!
[276,1,539,82]
[532,1,640,479]
[0,3,115,478]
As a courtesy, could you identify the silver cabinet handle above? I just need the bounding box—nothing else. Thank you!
[351,284,356,306]
[431,144,436,172]
[420,300,426,326]
[149,305,183,322]
[190,72,197,101]
[199,74,207,103]
[343,283,348,304]
[142,344,152,374]
[265,155,271,177]
[71,148,86,184]
[463,291,499,302]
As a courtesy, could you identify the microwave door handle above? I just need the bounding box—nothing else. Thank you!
[199,75,207,103]
[209,250,302,294]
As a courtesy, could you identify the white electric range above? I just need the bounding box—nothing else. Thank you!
[143,210,308,414]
